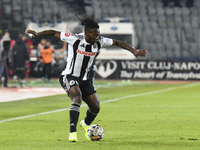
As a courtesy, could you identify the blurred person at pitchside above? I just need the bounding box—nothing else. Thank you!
[37,39,55,82]
[0,30,12,87]
[35,39,46,80]
[13,34,29,87]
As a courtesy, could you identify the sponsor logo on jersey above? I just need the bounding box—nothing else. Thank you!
[65,33,71,37]
[77,49,96,56]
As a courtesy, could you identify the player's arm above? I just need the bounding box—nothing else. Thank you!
[112,39,148,58]
[25,30,61,39]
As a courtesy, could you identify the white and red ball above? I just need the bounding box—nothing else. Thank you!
[87,124,104,141]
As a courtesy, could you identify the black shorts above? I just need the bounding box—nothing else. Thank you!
[59,75,96,99]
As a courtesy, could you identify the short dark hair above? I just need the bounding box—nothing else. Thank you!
[46,39,51,43]
[75,14,99,32]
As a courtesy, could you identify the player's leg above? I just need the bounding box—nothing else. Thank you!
[59,75,82,142]
[80,93,100,140]
[42,63,47,81]
[68,85,82,133]
[46,63,52,82]
[79,79,100,126]
[78,79,99,140]
[68,85,82,142]
[83,93,100,126]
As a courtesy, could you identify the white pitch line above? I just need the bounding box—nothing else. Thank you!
[0,82,199,124]
[102,106,199,108]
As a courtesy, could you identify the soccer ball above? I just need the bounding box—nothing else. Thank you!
[87,124,104,141]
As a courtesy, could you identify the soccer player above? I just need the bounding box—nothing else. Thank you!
[25,15,147,142]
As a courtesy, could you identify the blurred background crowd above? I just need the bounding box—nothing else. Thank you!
[0,0,199,87]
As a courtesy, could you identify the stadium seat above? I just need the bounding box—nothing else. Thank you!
[181,7,190,16]
[85,6,93,16]
[167,28,177,42]
[150,21,159,30]
[146,0,155,7]
[176,28,181,41]
[174,7,182,16]
[12,0,22,11]
[22,0,32,18]
[191,16,199,28]
[182,50,190,57]
[59,7,68,21]
[130,0,138,7]
[174,16,183,28]
[139,8,148,16]
[132,9,140,18]
[13,11,22,23]
[190,7,199,16]
[174,44,181,57]
[165,7,174,16]
[33,7,43,21]
[2,4,12,16]
[189,43,198,57]
[185,29,196,42]
[156,43,165,52]
[158,16,167,28]
[157,7,165,16]
[138,1,147,8]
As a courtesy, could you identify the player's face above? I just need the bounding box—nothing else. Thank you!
[45,41,51,47]
[85,28,100,44]
[41,39,46,45]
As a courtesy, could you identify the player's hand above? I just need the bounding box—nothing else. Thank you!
[133,49,148,59]
[25,29,38,38]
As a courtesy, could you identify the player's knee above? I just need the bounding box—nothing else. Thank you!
[70,92,82,104]
[72,95,82,104]
[91,104,100,114]
[96,105,100,114]
[69,86,82,104]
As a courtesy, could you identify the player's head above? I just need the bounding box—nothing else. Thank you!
[4,29,10,36]
[22,34,28,41]
[45,39,51,47]
[40,39,46,45]
[76,15,100,44]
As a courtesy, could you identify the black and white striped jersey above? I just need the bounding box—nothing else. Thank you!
[60,32,113,80]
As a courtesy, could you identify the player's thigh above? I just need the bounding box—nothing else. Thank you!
[68,85,82,101]
[59,75,82,102]
[83,93,100,113]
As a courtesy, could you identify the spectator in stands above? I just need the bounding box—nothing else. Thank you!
[0,30,12,87]
[13,34,29,87]
[38,39,55,82]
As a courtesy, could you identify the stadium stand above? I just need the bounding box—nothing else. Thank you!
[0,0,199,60]
[82,0,199,60]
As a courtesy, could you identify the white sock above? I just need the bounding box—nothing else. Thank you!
[83,120,88,126]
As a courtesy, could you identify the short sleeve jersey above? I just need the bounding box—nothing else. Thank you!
[60,32,113,80]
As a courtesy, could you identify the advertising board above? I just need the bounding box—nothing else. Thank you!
[95,60,200,80]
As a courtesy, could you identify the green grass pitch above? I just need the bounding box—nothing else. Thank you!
[0,80,200,150]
